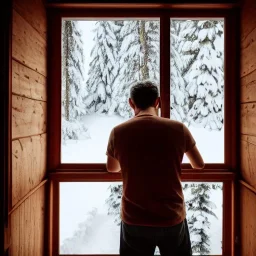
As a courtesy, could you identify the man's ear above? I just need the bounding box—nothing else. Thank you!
[129,98,135,110]
[155,97,161,108]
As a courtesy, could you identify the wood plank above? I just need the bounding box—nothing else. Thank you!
[12,134,47,207]
[12,10,46,76]
[31,185,45,256]
[240,184,256,256]
[10,185,46,256]
[12,95,47,139]
[241,0,256,42]
[12,60,47,101]
[241,27,256,78]
[241,135,256,190]
[241,69,256,103]
[10,207,19,256]
[37,187,45,255]
[19,201,25,256]
[13,0,46,39]
[241,103,256,136]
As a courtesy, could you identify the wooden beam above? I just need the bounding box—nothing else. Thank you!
[8,179,47,216]
[46,3,239,9]
[49,171,236,182]
[240,179,256,195]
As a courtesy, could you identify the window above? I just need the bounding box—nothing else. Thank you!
[48,5,237,256]
[61,19,160,163]
[60,182,223,255]
[170,18,225,163]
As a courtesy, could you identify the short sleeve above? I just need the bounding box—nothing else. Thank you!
[106,128,116,159]
[183,124,196,153]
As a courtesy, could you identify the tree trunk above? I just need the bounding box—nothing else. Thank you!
[139,21,149,80]
[65,21,70,121]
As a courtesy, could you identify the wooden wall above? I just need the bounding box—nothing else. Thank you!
[240,0,256,254]
[9,0,47,255]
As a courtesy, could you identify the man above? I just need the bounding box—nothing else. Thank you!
[106,81,204,256]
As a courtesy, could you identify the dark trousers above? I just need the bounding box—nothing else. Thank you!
[120,219,192,256]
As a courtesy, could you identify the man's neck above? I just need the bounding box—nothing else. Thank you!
[136,107,158,116]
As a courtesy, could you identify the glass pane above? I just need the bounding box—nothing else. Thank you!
[60,182,223,255]
[170,19,224,163]
[61,19,160,163]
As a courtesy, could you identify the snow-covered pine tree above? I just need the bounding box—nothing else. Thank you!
[175,19,224,130]
[170,20,189,123]
[183,183,222,255]
[84,21,123,115]
[105,183,122,225]
[60,207,98,254]
[62,20,89,141]
[115,20,160,118]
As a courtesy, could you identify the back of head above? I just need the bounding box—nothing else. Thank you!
[130,81,159,110]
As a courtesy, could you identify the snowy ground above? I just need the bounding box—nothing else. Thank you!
[60,182,223,255]
[61,114,224,163]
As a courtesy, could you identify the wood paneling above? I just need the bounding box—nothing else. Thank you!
[12,10,46,76]
[241,27,256,78]
[241,69,256,103]
[241,103,256,136]
[12,60,47,101]
[12,134,47,206]
[13,0,46,39]
[10,185,46,256]
[10,209,19,256]
[241,0,256,42]
[240,184,256,256]
[10,0,47,255]
[12,95,47,139]
[240,0,256,255]
[241,135,256,190]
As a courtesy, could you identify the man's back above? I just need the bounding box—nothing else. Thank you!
[107,114,196,227]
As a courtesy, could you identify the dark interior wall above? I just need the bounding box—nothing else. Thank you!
[240,0,256,254]
[1,1,12,255]
[9,0,47,255]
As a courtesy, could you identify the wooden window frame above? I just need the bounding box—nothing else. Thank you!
[47,4,239,256]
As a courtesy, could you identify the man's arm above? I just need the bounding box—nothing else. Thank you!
[107,155,121,173]
[183,124,204,169]
[186,145,205,169]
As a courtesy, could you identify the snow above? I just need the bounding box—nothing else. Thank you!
[60,182,223,255]
[62,114,224,163]
[61,114,128,163]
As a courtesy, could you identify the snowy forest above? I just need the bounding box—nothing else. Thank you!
[61,19,225,255]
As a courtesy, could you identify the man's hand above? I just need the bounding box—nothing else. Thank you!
[185,145,205,169]
[107,155,121,173]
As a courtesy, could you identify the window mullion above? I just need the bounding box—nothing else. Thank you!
[160,12,170,118]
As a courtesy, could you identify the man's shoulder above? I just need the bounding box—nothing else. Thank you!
[113,116,184,131]
[159,117,183,125]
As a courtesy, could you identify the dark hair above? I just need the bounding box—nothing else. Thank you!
[130,81,159,110]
